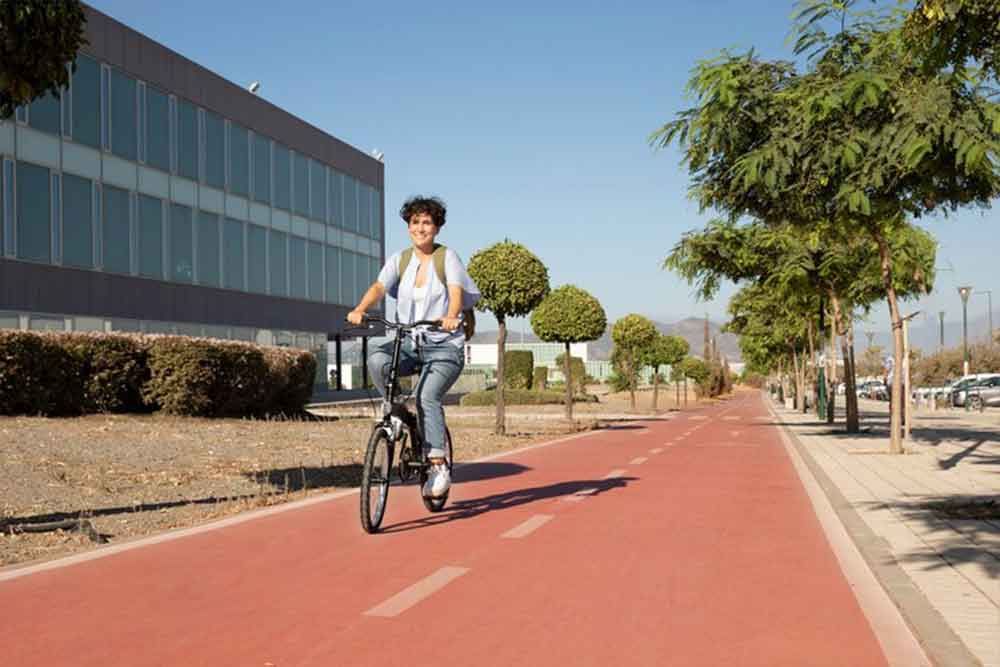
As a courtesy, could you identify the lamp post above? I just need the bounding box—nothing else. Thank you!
[959,286,973,376]
[938,311,945,350]
[975,290,993,346]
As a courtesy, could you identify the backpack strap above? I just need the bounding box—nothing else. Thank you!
[399,244,447,285]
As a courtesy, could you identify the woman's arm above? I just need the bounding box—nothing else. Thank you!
[441,284,463,331]
[347,282,386,325]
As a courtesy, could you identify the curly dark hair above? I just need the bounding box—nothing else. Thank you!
[399,196,447,227]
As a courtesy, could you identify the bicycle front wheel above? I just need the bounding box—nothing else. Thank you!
[360,427,394,533]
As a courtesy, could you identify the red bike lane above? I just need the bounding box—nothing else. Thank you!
[1,393,893,666]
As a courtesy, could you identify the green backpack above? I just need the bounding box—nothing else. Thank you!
[398,244,476,339]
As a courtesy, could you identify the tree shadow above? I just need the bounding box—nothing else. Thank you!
[379,476,638,534]
[856,496,1000,582]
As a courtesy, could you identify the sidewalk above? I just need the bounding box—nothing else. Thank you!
[772,398,1000,667]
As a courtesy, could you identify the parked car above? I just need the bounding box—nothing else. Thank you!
[857,380,888,400]
[949,373,1000,407]
[959,376,1000,410]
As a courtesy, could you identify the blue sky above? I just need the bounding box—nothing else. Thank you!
[89,0,998,339]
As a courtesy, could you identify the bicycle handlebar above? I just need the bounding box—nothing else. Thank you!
[347,314,444,332]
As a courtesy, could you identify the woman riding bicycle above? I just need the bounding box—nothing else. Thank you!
[347,195,480,500]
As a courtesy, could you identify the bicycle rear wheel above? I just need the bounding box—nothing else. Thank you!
[360,427,394,533]
[421,427,453,513]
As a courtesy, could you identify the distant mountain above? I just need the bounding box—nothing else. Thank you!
[856,310,999,354]
[469,316,742,362]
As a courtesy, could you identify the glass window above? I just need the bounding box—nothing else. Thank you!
[341,251,356,307]
[269,230,287,296]
[110,318,140,332]
[196,210,220,287]
[169,203,193,283]
[177,100,198,180]
[289,236,306,299]
[273,143,290,210]
[0,312,19,329]
[357,254,370,303]
[328,171,342,227]
[293,152,309,216]
[247,225,267,294]
[72,55,101,148]
[146,87,169,172]
[74,316,105,332]
[102,185,130,274]
[311,161,327,221]
[373,190,382,240]
[229,123,249,197]
[29,90,61,135]
[252,134,270,204]
[30,316,65,332]
[359,184,371,238]
[204,111,224,189]
[110,70,137,161]
[223,218,244,290]
[325,245,340,304]
[308,241,323,301]
[138,194,163,279]
[343,176,358,232]
[16,161,50,263]
[62,173,93,269]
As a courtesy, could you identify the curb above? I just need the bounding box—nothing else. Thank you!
[767,399,981,667]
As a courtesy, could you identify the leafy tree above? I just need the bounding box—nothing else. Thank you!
[641,334,688,411]
[902,0,1000,83]
[0,0,87,119]
[652,2,999,451]
[531,285,606,422]
[468,241,549,435]
[611,314,658,411]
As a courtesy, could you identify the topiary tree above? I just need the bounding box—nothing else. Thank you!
[468,241,550,435]
[503,350,534,390]
[642,334,689,412]
[611,314,658,411]
[531,285,607,422]
[0,0,87,119]
[554,353,587,396]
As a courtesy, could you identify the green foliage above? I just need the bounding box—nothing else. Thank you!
[0,0,87,119]
[611,314,658,401]
[532,366,548,391]
[467,241,550,321]
[642,334,689,375]
[63,333,150,413]
[460,388,598,406]
[0,330,85,416]
[912,342,1000,387]
[554,353,587,395]
[676,357,710,385]
[903,0,1000,83]
[503,350,534,390]
[530,285,607,344]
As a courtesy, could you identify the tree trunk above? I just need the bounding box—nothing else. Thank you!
[827,298,837,425]
[834,295,860,433]
[792,348,805,412]
[675,375,680,408]
[873,228,904,454]
[683,376,688,407]
[496,317,507,436]
[563,341,573,423]
[628,352,637,411]
[652,365,660,412]
[806,318,816,414]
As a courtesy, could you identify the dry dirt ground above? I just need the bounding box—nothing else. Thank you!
[1,384,719,568]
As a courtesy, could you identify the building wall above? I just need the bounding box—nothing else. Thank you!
[465,342,589,367]
[0,4,383,343]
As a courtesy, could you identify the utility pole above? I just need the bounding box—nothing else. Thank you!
[864,330,875,350]
[938,311,945,350]
[975,290,993,345]
[959,286,973,376]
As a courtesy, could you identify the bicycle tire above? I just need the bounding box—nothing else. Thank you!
[422,427,453,513]
[360,427,394,533]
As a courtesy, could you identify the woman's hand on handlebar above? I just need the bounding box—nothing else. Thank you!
[346,310,366,326]
[440,316,461,332]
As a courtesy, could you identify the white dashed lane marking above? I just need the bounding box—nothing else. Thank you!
[364,566,469,617]
[563,487,600,502]
[603,469,626,479]
[501,514,554,539]
[629,457,648,465]
[649,448,663,454]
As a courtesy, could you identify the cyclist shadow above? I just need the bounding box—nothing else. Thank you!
[380,476,638,534]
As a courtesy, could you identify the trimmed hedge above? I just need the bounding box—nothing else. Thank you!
[0,330,316,418]
[532,366,548,391]
[504,350,533,390]
[460,388,598,406]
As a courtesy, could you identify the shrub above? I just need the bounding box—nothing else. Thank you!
[555,353,587,395]
[265,347,317,416]
[532,366,548,391]
[63,333,150,413]
[0,331,86,416]
[503,350,533,390]
[460,388,598,406]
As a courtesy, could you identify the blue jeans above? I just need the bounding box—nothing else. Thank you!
[367,337,464,459]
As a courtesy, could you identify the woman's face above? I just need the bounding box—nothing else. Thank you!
[408,212,440,248]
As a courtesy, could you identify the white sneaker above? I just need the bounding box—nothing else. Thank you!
[422,463,451,498]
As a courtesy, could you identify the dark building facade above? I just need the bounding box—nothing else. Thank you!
[0,5,384,382]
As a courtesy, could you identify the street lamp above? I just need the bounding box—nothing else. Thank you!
[938,310,945,350]
[958,286,973,376]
